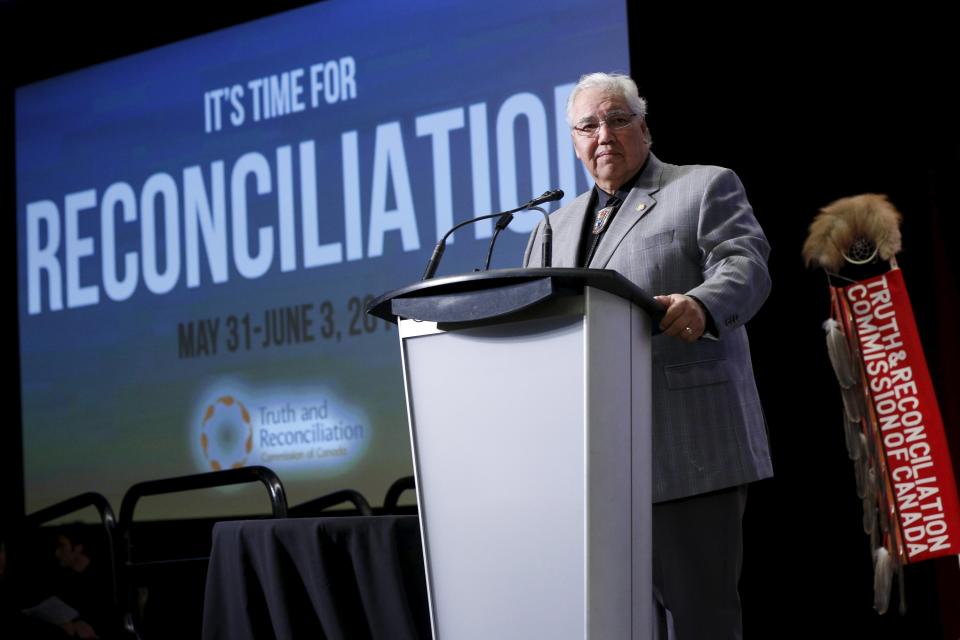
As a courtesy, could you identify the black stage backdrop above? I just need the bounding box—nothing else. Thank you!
[3,3,958,638]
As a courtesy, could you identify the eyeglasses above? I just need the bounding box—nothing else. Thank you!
[572,112,636,137]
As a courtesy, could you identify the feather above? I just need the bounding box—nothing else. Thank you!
[878,501,891,536]
[873,546,893,614]
[841,385,862,423]
[863,464,878,535]
[864,453,877,502]
[854,456,867,499]
[863,422,878,462]
[824,319,857,388]
[863,496,877,535]
[803,194,903,271]
[845,415,861,460]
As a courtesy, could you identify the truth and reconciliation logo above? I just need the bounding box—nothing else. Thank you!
[199,395,253,471]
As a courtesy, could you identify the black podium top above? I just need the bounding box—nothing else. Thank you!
[366,268,663,325]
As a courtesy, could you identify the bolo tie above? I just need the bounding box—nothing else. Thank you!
[582,195,621,267]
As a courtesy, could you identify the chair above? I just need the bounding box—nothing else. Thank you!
[117,465,287,639]
[382,476,417,515]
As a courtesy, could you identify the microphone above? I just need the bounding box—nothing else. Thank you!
[527,189,564,207]
[482,190,563,270]
[422,190,563,280]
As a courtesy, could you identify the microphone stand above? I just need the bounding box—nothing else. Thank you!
[422,190,562,280]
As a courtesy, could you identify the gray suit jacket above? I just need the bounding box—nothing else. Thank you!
[523,153,773,502]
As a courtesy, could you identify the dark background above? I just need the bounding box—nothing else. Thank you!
[3,3,958,638]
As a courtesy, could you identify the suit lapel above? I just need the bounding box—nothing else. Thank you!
[551,191,592,267]
[589,153,664,269]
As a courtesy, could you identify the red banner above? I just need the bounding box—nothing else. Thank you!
[840,269,960,562]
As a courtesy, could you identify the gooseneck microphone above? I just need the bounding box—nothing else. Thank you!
[422,190,563,280]
[526,189,564,208]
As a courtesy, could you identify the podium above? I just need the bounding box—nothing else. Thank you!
[368,268,662,640]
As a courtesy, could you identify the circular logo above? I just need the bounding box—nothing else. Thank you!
[199,395,253,471]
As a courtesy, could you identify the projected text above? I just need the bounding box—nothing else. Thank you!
[25,84,580,315]
[203,56,358,132]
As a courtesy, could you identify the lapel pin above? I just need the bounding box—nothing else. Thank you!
[636,202,646,211]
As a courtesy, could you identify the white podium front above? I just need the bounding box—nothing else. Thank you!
[369,269,660,640]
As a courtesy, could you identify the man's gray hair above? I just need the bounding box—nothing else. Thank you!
[566,72,648,127]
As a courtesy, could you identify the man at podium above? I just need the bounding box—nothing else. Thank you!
[522,72,772,640]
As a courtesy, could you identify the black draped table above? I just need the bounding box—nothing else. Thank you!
[202,516,430,640]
